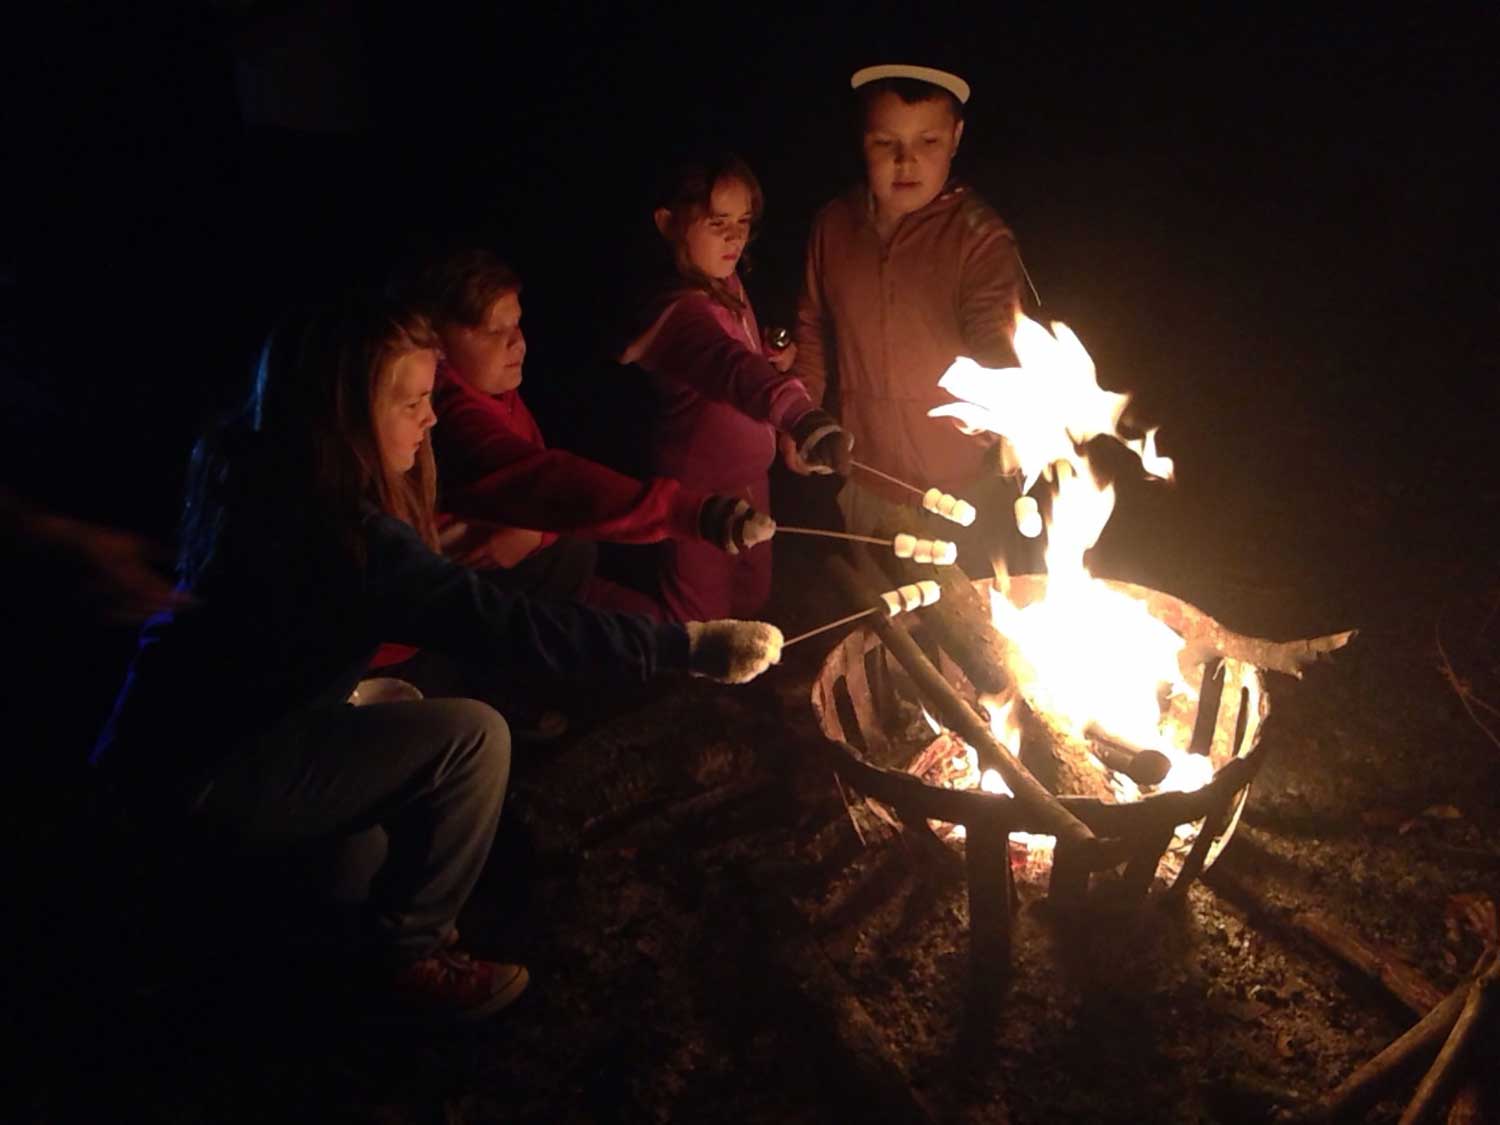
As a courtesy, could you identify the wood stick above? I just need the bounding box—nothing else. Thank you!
[1301,976,1475,1122]
[827,555,1098,852]
[850,458,926,497]
[1209,868,1488,1122]
[777,525,894,547]
[783,607,883,648]
[1290,909,1447,1013]
[1207,867,1445,1013]
[1399,952,1500,1125]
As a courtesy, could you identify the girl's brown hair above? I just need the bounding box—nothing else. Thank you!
[180,292,440,585]
[653,152,764,311]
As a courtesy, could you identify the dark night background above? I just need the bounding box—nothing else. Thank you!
[4,4,1497,1117]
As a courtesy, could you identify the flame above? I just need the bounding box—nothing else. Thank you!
[920,315,1219,875]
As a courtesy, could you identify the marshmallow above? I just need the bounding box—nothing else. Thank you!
[932,540,958,565]
[913,539,933,564]
[1014,495,1042,539]
[898,583,923,611]
[892,532,917,559]
[880,590,903,615]
[916,579,941,606]
[923,487,977,526]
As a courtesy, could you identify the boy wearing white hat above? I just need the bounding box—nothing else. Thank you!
[786,65,1027,568]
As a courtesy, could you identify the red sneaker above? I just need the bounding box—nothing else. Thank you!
[390,950,529,1021]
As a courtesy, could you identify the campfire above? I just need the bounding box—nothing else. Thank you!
[809,314,1354,982]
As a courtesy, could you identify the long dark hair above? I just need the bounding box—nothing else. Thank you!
[178,292,440,587]
[651,152,764,313]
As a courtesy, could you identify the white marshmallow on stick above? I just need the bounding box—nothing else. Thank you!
[892,533,957,565]
[782,580,940,647]
[881,580,941,615]
[1014,495,1043,539]
[921,487,977,527]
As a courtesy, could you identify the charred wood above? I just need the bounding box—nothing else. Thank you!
[826,556,1098,853]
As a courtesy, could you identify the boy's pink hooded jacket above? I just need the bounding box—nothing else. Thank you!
[792,182,1022,500]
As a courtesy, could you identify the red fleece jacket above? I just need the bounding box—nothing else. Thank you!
[432,361,711,547]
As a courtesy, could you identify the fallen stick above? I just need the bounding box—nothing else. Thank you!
[1209,867,1488,1122]
[1290,909,1447,1014]
[1299,971,1476,1122]
[1398,951,1500,1125]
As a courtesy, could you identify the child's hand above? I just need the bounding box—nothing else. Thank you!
[779,432,818,476]
[685,620,783,683]
[700,496,776,554]
[788,408,854,476]
[767,341,798,373]
[439,521,544,569]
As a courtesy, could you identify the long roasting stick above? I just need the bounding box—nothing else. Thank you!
[776,525,894,547]
[850,460,977,526]
[776,525,959,565]
[850,458,925,497]
[782,579,942,648]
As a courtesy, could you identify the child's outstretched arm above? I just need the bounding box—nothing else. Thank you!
[437,385,753,550]
[957,216,1025,369]
[624,294,817,431]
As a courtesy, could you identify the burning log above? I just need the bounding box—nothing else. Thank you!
[826,555,1098,853]
[1089,735,1172,787]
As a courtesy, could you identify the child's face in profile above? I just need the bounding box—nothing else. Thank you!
[862,91,964,224]
[680,178,754,281]
[439,291,527,396]
[374,348,438,474]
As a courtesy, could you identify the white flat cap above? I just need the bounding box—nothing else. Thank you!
[850,64,970,104]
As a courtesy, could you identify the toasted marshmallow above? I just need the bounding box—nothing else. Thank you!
[1014,496,1042,538]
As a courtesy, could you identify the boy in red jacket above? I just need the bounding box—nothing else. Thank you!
[788,64,1029,571]
[416,248,774,618]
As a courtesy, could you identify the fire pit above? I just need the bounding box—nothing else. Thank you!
[809,564,1352,985]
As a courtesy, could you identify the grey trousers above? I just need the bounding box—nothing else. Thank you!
[189,698,511,964]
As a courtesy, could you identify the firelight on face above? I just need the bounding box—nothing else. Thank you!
[682,178,754,280]
[375,348,438,474]
[439,291,527,396]
[861,91,964,230]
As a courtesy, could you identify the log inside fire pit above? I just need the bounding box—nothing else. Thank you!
[809,566,1349,986]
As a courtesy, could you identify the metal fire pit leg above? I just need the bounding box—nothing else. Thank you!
[965,813,1013,989]
[1049,842,1090,906]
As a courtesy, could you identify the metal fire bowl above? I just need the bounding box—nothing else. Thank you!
[810,576,1272,893]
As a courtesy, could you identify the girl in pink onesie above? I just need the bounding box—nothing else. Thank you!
[620,153,851,621]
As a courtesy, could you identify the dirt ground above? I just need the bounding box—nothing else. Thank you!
[18,411,1499,1124]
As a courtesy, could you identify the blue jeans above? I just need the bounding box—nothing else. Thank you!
[188,698,511,964]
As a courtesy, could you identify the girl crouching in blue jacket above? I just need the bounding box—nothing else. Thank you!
[93,292,782,1022]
